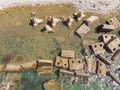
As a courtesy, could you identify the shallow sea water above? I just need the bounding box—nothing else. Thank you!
[0,4,120,90]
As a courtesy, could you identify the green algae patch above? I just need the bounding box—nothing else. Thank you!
[0,4,78,64]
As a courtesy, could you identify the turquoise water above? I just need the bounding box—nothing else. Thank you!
[11,70,119,90]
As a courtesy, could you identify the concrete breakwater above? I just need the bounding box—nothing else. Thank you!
[0,59,53,74]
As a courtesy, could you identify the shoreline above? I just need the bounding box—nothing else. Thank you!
[0,0,120,14]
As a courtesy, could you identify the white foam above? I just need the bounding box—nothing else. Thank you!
[0,0,119,14]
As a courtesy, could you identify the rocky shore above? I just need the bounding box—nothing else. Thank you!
[0,0,120,14]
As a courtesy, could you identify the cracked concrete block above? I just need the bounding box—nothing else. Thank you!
[55,56,68,68]
[91,42,105,54]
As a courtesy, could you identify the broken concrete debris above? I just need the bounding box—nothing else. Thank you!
[43,79,58,90]
[0,12,120,89]
[107,17,120,29]
[101,24,116,32]
[0,65,4,72]
[83,33,120,85]
[96,60,106,76]
[55,56,68,69]
[21,61,37,70]
[63,16,74,28]
[61,50,75,58]
[0,65,21,72]
[0,73,22,90]
[102,34,116,44]
[75,73,90,78]
[73,11,85,21]
[54,50,91,84]
[4,65,21,72]
[111,49,120,60]
[84,15,99,25]
[59,69,90,82]
[59,69,74,79]
[48,16,60,27]
[37,59,53,75]
[84,47,92,56]
[98,17,120,32]
[106,71,120,85]
[85,57,93,72]
[91,42,105,54]
[43,24,55,33]
[96,54,111,65]
[30,12,43,27]
[76,23,90,37]
[106,37,120,53]
[55,50,83,71]
[0,82,16,90]
[69,59,83,71]
[0,60,53,74]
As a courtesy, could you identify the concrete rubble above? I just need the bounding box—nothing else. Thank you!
[37,59,53,74]
[0,65,21,72]
[83,33,120,86]
[91,42,105,54]
[0,73,22,90]
[76,23,90,37]
[43,79,58,90]
[112,49,120,60]
[0,8,120,89]
[106,37,120,53]
[63,16,74,28]
[48,16,60,27]
[55,50,91,84]
[0,82,15,90]
[101,24,116,32]
[21,61,37,70]
[102,34,116,44]
[96,60,106,76]
[85,57,93,72]
[99,17,120,32]
[30,12,43,27]
[107,17,120,29]
[0,60,53,74]
[84,15,99,25]
[69,59,83,71]
[106,71,120,85]
[73,11,85,21]
[43,24,55,33]
[55,56,69,69]
[61,50,75,59]
[4,65,21,72]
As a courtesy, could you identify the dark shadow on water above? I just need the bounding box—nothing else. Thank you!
[98,36,103,42]
[73,29,82,39]
[29,19,34,27]
[47,21,52,28]
[95,25,103,33]
[1,54,13,69]
[117,30,120,36]
[40,28,46,32]
[16,69,43,90]
[80,49,86,56]
[55,69,60,80]
[62,20,70,29]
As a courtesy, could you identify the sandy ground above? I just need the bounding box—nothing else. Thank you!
[0,0,120,14]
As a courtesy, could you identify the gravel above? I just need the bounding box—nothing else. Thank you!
[0,0,120,14]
